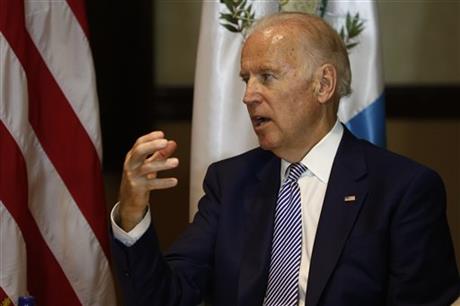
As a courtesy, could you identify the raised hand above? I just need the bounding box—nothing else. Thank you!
[118,131,179,231]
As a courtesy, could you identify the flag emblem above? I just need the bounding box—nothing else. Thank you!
[344,195,357,203]
[219,0,366,51]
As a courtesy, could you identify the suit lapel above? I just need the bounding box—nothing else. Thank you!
[305,128,369,306]
[237,154,280,306]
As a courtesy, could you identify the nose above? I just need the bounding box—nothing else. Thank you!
[242,78,260,106]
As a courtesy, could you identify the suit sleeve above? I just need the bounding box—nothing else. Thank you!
[386,168,460,305]
[111,163,222,306]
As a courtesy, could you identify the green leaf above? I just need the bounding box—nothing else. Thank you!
[346,42,359,49]
[220,13,238,24]
[348,27,358,37]
[346,13,352,30]
[348,21,364,37]
[339,27,346,40]
[319,0,328,18]
[221,23,241,33]
[219,0,255,36]
[221,0,235,13]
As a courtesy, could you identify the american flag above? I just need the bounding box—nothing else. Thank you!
[0,0,116,305]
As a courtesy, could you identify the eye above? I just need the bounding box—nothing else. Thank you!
[240,75,249,84]
[261,73,274,84]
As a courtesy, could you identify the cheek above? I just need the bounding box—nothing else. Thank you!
[283,95,317,130]
[272,104,302,137]
[278,91,312,119]
[268,80,314,124]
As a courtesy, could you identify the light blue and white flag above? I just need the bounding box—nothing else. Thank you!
[190,0,385,217]
[323,2,386,147]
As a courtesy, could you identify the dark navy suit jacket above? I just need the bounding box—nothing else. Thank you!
[112,128,460,306]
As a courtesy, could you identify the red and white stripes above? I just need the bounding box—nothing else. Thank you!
[0,1,116,305]
[0,199,27,304]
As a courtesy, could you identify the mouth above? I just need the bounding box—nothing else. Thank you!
[251,116,271,128]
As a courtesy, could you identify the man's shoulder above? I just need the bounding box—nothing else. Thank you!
[212,147,275,167]
[351,133,441,181]
[207,147,277,177]
[198,147,278,193]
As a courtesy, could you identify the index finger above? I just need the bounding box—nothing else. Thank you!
[134,131,164,146]
[149,140,177,161]
[127,138,168,169]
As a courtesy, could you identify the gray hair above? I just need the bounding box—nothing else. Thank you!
[246,12,352,98]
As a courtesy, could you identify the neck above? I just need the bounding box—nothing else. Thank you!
[275,116,337,163]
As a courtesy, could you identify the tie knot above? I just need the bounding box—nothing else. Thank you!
[286,163,307,182]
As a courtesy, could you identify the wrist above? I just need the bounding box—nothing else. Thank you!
[118,203,148,232]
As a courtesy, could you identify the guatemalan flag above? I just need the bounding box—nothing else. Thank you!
[327,2,386,148]
[190,0,385,217]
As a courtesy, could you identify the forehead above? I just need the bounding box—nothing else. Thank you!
[241,26,303,68]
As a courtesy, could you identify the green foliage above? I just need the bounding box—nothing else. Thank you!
[339,12,365,50]
[319,0,328,18]
[218,0,365,51]
[219,0,256,35]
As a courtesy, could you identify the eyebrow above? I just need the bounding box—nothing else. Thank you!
[239,71,248,79]
[259,65,278,72]
[239,66,279,78]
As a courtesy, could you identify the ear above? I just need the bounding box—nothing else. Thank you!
[313,64,337,104]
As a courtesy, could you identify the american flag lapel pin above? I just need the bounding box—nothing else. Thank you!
[344,195,356,203]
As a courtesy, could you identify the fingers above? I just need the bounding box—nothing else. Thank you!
[118,131,179,230]
[140,157,179,177]
[135,130,164,145]
[148,140,177,162]
[123,131,179,192]
[160,140,177,158]
[146,177,178,190]
[126,139,168,170]
[126,131,178,169]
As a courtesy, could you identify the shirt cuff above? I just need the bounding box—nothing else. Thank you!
[110,202,151,247]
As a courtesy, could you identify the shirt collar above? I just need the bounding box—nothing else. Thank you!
[281,120,343,184]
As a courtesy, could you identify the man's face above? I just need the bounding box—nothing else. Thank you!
[240,26,323,161]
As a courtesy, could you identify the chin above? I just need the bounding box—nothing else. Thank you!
[257,138,279,152]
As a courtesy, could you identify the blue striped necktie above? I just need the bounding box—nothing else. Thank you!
[264,162,307,306]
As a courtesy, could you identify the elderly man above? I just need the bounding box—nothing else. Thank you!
[111,12,460,306]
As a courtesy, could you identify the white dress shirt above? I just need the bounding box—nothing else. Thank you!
[285,121,343,306]
[111,121,344,305]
